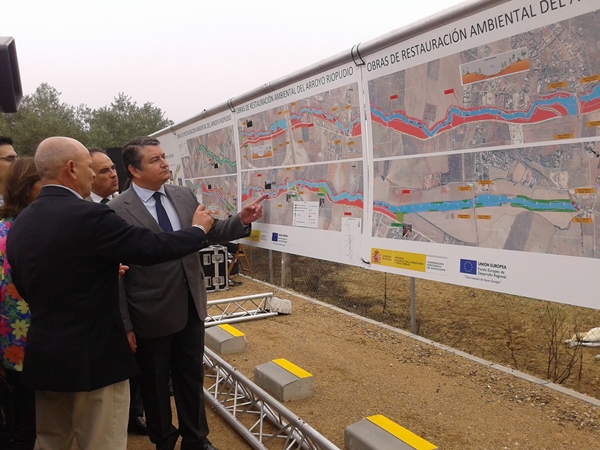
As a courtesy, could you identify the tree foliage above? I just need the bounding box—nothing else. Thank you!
[0,83,173,155]
[87,93,173,148]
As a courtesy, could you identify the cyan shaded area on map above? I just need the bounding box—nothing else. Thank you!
[241,107,361,141]
[243,178,363,207]
[375,194,577,215]
[195,144,236,169]
[370,87,596,139]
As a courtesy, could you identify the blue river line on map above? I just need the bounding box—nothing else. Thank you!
[194,144,236,168]
[241,107,361,140]
[243,179,363,205]
[374,194,578,214]
[369,86,599,138]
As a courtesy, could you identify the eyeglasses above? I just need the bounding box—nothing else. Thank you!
[0,155,18,162]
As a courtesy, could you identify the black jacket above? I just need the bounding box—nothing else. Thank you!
[6,185,208,392]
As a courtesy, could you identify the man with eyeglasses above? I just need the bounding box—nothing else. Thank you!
[0,136,18,206]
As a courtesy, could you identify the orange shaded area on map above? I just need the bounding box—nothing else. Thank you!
[462,59,530,85]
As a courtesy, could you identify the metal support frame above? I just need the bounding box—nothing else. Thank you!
[410,277,416,334]
[204,347,340,450]
[205,292,280,327]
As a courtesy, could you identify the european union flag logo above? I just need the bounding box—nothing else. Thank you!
[272,233,279,242]
[460,259,477,274]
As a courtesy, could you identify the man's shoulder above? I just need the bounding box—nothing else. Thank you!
[165,184,192,194]
[165,184,195,203]
[13,192,105,232]
[108,189,135,207]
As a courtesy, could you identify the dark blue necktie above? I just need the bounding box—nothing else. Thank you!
[153,192,173,232]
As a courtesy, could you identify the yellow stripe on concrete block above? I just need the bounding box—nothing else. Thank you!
[366,415,437,450]
[218,324,245,337]
[272,358,312,378]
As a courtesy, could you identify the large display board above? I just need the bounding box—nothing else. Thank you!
[154,0,600,308]
[235,64,367,265]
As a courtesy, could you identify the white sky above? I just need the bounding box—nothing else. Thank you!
[3,0,468,124]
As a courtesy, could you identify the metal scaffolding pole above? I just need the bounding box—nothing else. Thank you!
[204,348,340,450]
[205,292,291,327]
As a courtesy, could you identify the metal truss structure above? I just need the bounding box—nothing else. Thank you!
[203,347,340,450]
[203,291,336,448]
[205,292,290,327]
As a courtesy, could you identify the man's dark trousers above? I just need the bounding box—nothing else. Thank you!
[135,294,208,449]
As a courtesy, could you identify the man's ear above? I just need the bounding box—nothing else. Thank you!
[67,160,76,177]
[128,165,140,179]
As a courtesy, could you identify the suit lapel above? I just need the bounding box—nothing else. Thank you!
[165,185,193,228]
[121,188,162,232]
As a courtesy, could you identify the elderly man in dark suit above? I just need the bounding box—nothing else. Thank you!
[109,136,265,450]
[6,136,216,450]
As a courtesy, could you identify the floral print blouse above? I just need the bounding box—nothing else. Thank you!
[0,218,30,371]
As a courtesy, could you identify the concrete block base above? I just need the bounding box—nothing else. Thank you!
[205,324,246,355]
[345,415,437,450]
[267,296,292,314]
[254,358,313,402]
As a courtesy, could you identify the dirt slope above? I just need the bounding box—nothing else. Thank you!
[126,277,600,450]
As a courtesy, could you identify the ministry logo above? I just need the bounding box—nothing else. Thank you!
[460,259,477,275]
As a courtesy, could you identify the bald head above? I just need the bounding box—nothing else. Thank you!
[35,137,95,198]
[35,137,87,181]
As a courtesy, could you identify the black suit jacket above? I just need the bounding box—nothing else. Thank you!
[6,186,209,392]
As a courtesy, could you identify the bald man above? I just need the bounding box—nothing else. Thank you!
[6,137,214,450]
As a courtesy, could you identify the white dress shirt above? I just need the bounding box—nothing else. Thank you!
[131,183,181,231]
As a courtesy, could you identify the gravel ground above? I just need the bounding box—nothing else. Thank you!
[126,277,600,450]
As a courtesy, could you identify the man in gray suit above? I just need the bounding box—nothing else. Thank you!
[109,136,265,450]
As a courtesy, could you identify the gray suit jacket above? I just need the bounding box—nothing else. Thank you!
[109,184,249,339]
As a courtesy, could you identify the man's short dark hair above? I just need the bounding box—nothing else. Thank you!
[122,136,160,179]
[0,136,14,146]
[88,146,106,155]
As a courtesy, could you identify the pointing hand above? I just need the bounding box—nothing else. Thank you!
[239,193,268,225]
